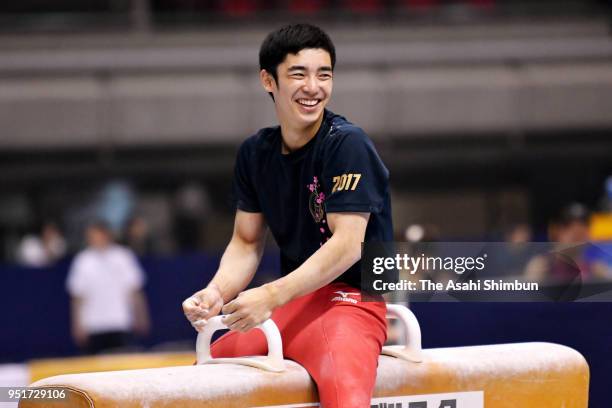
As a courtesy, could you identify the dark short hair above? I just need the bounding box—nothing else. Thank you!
[87,219,112,234]
[259,23,336,83]
[558,203,590,226]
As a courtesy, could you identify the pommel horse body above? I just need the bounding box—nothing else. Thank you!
[20,305,589,407]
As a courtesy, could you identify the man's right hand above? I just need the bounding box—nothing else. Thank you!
[182,284,224,331]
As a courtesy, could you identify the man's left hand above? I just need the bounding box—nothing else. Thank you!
[221,285,279,333]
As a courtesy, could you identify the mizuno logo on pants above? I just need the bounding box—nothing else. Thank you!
[331,291,360,304]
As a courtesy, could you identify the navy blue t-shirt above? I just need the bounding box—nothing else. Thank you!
[232,109,393,290]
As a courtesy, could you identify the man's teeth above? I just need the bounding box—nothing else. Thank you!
[297,99,319,106]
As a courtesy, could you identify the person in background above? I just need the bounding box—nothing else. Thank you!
[17,221,67,267]
[123,215,154,256]
[589,175,612,279]
[525,203,604,283]
[172,183,211,252]
[494,223,536,278]
[66,220,150,354]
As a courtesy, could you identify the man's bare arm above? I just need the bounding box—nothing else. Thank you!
[268,212,369,305]
[182,210,267,327]
[211,210,268,302]
[131,290,151,336]
[70,297,87,347]
[221,212,368,332]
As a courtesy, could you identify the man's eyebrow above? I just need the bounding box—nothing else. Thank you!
[287,65,333,72]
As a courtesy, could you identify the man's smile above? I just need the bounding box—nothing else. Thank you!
[296,98,321,107]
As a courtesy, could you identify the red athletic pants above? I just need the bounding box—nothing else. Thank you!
[211,282,387,408]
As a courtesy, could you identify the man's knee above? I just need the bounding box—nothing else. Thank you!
[316,376,373,408]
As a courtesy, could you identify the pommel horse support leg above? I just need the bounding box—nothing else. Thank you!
[21,305,589,408]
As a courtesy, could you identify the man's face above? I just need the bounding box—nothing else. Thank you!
[558,221,590,243]
[87,226,111,249]
[262,48,333,128]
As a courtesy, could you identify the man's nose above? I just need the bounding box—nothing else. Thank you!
[302,75,318,94]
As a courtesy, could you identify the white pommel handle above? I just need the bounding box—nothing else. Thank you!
[196,316,285,372]
[381,303,423,363]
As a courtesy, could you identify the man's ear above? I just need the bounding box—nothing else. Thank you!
[260,69,276,93]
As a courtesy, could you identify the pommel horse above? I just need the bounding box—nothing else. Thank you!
[20,305,589,407]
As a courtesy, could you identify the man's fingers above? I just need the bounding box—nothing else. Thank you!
[183,305,211,325]
[237,322,253,333]
[198,296,212,310]
[184,293,216,309]
[189,308,210,322]
[222,312,241,327]
[227,318,248,332]
[222,311,244,328]
[182,297,205,313]
[183,294,212,312]
[182,297,196,311]
[221,300,238,315]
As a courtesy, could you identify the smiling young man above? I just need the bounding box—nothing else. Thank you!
[183,24,393,407]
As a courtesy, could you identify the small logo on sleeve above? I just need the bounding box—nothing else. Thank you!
[331,173,362,193]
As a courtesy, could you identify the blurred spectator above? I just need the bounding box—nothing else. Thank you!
[96,181,136,236]
[123,215,154,256]
[63,180,136,252]
[16,221,66,267]
[557,203,591,243]
[587,175,612,278]
[604,175,612,211]
[173,183,211,252]
[404,224,426,243]
[483,223,535,278]
[586,244,612,280]
[403,223,440,242]
[524,203,607,283]
[590,176,612,241]
[66,220,150,354]
[505,223,532,244]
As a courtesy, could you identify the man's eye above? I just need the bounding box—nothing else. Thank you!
[319,74,332,80]
[290,73,305,78]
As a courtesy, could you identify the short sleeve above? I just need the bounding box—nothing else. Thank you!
[322,127,389,214]
[66,255,88,297]
[231,139,261,212]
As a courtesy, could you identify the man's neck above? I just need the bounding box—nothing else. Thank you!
[279,112,325,154]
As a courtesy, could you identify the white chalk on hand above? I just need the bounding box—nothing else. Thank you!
[192,319,208,332]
